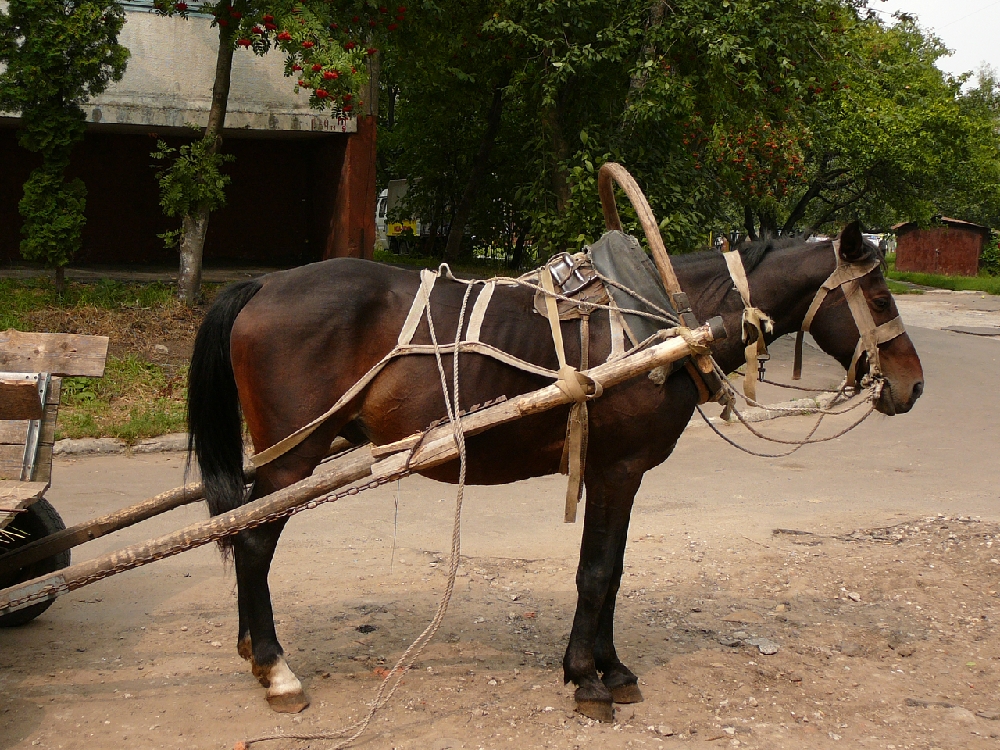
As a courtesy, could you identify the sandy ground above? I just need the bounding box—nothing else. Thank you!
[2,293,1000,750]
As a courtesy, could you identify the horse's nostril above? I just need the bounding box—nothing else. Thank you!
[912,381,924,400]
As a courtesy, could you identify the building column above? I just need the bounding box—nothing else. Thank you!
[324,115,376,260]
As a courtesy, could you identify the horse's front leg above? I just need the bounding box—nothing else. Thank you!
[593,529,643,704]
[563,463,643,722]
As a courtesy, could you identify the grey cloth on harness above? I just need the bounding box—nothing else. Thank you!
[588,229,678,342]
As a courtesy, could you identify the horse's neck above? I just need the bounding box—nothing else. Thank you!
[676,244,837,374]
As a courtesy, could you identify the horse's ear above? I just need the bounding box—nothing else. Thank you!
[838,221,867,263]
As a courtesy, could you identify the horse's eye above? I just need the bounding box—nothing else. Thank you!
[872,297,890,312]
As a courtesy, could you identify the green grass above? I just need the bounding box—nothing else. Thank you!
[886,279,923,295]
[882,252,1000,295]
[886,270,1000,295]
[0,277,180,330]
[57,356,188,444]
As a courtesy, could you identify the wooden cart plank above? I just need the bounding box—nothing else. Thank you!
[0,445,25,481]
[0,331,109,377]
[0,381,43,420]
[0,421,29,445]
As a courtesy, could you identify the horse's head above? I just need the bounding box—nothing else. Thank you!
[807,221,924,415]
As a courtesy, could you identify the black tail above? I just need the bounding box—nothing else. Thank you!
[188,279,263,531]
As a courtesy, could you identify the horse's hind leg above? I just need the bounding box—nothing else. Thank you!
[563,463,643,722]
[233,454,323,713]
[594,531,643,704]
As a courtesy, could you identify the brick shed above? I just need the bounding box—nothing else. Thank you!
[893,217,990,277]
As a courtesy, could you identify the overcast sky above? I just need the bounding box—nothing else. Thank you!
[868,0,1000,82]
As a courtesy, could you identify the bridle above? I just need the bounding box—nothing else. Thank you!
[793,239,906,387]
[724,238,907,395]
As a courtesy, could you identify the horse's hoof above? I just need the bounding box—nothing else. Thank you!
[575,699,614,723]
[266,690,310,713]
[608,682,644,704]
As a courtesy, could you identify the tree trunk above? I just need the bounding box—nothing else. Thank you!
[743,206,758,241]
[444,82,506,261]
[177,28,234,306]
[54,266,65,295]
[542,100,571,212]
[625,1,667,108]
[179,207,210,304]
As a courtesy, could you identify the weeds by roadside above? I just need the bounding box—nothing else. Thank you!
[0,278,207,443]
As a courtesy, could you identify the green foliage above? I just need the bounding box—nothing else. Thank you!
[17,166,89,268]
[152,133,236,220]
[378,1,1000,264]
[980,233,1000,277]
[0,0,128,270]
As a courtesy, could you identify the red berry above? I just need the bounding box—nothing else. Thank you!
[230,10,241,18]
[397,5,406,11]
[368,19,377,26]
[292,63,302,70]
[315,89,329,98]
[344,40,356,50]
[395,13,404,20]
[263,14,273,21]
[379,5,387,12]
[387,22,397,30]
[351,15,359,22]
[311,63,322,71]
[329,22,337,29]
[323,70,338,79]
[237,38,251,47]
[277,30,291,40]
[301,40,314,48]
[174,2,187,10]
[343,93,352,101]
[252,25,263,34]
[297,79,309,87]
[217,18,228,26]
[343,104,353,112]
[366,47,376,55]
[264,21,276,30]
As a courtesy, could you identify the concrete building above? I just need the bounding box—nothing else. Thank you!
[893,217,990,277]
[1,5,376,267]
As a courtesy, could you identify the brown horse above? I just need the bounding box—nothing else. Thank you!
[187,220,923,719]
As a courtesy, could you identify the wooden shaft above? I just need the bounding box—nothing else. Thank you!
[0,481,208,577]
[0,323,715,615]
[0,438,356,576]
[0,450,376,616]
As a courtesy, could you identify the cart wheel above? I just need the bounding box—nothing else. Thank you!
[0,499,70,627]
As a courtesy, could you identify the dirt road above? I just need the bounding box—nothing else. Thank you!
[2,294,999,750]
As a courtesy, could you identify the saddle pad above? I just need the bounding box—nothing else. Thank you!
[587,230,676,343]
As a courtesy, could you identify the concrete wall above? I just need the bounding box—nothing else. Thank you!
[895,225,986,277]
[81,10,356,134]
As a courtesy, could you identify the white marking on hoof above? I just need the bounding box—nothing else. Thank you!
[265,657,302,697]
[263,657,309,713]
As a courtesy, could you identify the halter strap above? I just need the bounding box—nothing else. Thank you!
[793,239,906,385]
[723,250,774,401]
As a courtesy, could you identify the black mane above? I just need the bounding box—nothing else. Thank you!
[737,233,884,273]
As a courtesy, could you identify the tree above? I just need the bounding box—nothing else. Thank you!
[0,0,128,292]
[379,0,1000,263]
[153,0,402,303]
